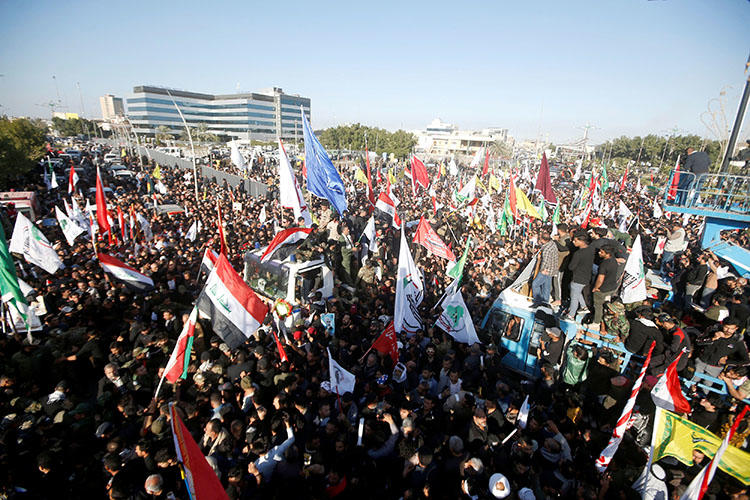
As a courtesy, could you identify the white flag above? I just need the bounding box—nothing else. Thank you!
[654,236,667,256]
[653,199,663,219]
[518,395,530,429]
[278,139,311,226]
[359,215,377,264]
[449,158,459,176]
[50,171,59,189]
[259,205,267,224]
[229,141,246,171]
[9,213,64,274]
[485,204,495,233]
[469,147,484,168]
[327,348,356,395]
[55,206,85,246]
[621,235,647,304]
[185,220,199,242]
[436,287,480,345]
[136,213,153,242]
[394,227,423,334]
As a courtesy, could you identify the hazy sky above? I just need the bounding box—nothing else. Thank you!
[0,0,748,143]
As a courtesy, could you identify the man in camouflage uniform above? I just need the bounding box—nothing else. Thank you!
[601,300,629,342]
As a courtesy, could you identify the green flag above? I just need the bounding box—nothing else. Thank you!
[0,223,28,324]
[601,162,609,192]
[538,198,547,222]
[552,204,560,224]
[447,235,472,283]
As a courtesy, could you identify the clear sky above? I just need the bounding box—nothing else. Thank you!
[0,0,748,143]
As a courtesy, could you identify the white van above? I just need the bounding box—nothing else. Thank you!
[243,250,334,311]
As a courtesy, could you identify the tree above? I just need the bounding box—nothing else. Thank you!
[51,116,96,138]
[0,117,48,189]
[155,126,173,145]
[596,134,723,173]
[316,124,416,159]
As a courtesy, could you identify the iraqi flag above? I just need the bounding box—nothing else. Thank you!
[413,216,455,261]
[260,227,313,263]
[200,248,219,275]
[98,252,155,292]
[375,191,402,228]
[651,351,691,414]
[197,253,269,349]
[68,166,79,194]
[168,404,230,500]
[155,307,199,399]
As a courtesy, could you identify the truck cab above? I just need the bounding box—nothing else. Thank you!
[243,250,334,311]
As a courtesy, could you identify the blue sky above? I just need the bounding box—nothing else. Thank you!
[0,0,748,143]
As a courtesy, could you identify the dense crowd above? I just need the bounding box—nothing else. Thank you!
[0,142,748,500]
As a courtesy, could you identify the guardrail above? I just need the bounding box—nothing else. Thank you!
[93,139,268,198]
[663,170,750,214]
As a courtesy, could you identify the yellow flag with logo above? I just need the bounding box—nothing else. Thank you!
[388,169,398,185]
[515,187,540,219]
[354,168,368,185]
[476,177,487,193]
[489,174,501,193]
[652,409,750,485]
[153,164,162,180]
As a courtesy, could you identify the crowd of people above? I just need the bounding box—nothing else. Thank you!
[0,140,748,500]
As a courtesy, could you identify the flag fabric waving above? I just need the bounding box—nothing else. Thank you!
[394,228,424,334]
[200,248,218,275]
[411,155,430,190]
[68,166,79,194]
[651,351,691,414]
[413,217,456,261]
[595,342,655,473]
[436,287,480,345]
[327,348,356,395]
[260,227,313,263]
[169,403,230,500]
[197,253,269,349]
[95,167,112,239]
[301,108,348,215]
[370,321,399,365]
[154,306,199,399]
[55,206,85,246]
[680,406,749,500]
[98,252,155,292]
[229,141,246,171]
[447,236,472,283]
[9,213,64,274]
[0,223,30,325]
[534,152,557,203]
[653,199,664,219]
[375,192,402,228]
[668,156,681,201]
[278,139,312,226]
[621,235,647,304]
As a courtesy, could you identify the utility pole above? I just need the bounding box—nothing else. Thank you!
[76,82,90,138]
[720,52,750,173]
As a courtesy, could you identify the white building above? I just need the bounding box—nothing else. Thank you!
[99,95,124,121]
[125,86,311,142]
[414,119,511,159]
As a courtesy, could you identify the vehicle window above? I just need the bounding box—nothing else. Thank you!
[505,315,524,342]
[527,314,548,356]
[484,309,524,343]
[244,254,289,301]
[296,266,323,302]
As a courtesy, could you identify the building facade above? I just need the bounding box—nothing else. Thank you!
[414,118,511,159]
[125,86,310,142]
[100,94,125,121]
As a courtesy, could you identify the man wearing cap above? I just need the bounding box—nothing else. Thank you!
[537,327,564,367]
[601,300,629,342]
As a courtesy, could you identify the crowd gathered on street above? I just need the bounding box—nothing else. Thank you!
[0,139,749,500]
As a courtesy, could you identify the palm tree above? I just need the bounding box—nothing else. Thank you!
[155,126,172,145]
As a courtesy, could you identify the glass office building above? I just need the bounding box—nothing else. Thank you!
[126,85,311,141]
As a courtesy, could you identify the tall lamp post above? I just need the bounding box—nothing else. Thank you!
[165,90,199,204]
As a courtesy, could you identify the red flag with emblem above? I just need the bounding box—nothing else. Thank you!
[413,217,455,261]
[371,321,399,365]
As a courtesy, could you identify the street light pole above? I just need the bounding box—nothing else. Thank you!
[166,90,199,204]
[720,52,750,173]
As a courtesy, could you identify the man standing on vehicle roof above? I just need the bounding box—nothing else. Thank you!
[532,233,558,306]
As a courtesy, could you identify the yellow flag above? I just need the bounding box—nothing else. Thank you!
[476,177,487,193]
[440,163,446,176]
[152,164,162,180]
[489,175,500,193]
[515,187,540,219]
[120,148,126,158]
[652,409,750,485]
[388,169,398,185]
[354,168,368,185]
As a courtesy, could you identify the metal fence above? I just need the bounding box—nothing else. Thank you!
[93,139,269,198]
[663,170,750,214]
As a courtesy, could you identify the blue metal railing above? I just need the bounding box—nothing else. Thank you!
[663,170,750,215]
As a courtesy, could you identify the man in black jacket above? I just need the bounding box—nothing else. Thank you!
[693,318,750,380]
[677,147,710,206]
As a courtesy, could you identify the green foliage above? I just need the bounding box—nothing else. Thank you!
[316,124,417,159]
[51,116,96,137]
[0,117,48,189]
[596,135,723,173]
[155,126,174,145]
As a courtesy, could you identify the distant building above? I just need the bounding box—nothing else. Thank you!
[414,118,511,159]
[99,95,125,120]
[52,112,80,120]
[125,86,310,142]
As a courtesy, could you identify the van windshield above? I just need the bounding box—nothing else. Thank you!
[244,253,289,300]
